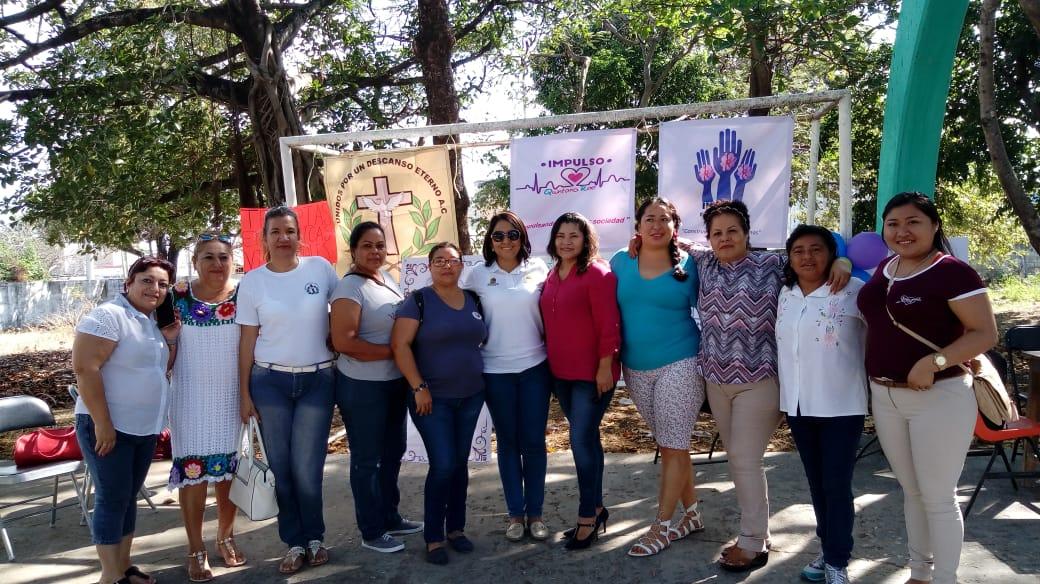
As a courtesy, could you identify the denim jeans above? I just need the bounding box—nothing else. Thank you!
[483,361,551,518]
[75,414,157,545]
[408,392,485,544]
[335,372,408,541]
[250,365,335,547]
[786,413,865,568]
[553,380,614,518]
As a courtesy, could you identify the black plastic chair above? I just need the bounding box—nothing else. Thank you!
[0,396,90,561]
[1005,325,1040,413]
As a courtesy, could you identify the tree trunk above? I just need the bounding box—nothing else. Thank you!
[1020,0,1040,36]
[746,19,773,116]
[229,0,313,207]
[979,0,1040,255]
[414,0,472,254]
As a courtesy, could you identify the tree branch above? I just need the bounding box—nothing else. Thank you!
[273,0,340,51]
[157,174,258,205]
[0,87,57,102]
[0,0,65,28]
[0,5,233,70]
[1019,0,1040,36]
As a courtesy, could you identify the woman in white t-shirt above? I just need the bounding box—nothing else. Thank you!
[775,225,868,584]
[237,206,339,575]
[463,210,552,542]
[330,221,422,554]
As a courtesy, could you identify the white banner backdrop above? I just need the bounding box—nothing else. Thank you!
[659,116,794,249]
[510,128,636,253]
[399,255,492,464]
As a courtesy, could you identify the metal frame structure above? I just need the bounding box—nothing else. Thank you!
[279,89,853,237]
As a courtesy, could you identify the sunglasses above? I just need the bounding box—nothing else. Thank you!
[431,257,464,268]
[491,229,521,243]
[198,233,233,244]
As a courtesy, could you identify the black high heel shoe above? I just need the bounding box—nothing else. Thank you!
[563,507,609,538]
[564,521,598,550]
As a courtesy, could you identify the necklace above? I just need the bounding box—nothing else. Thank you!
[893,251,939,278]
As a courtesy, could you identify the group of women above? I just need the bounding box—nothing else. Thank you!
[71,191,996,584]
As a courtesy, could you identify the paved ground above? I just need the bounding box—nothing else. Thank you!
[3,447,1038,584]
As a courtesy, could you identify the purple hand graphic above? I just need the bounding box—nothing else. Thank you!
[712,129,742,201]
[732,149,757,202]
[694,149,715,206]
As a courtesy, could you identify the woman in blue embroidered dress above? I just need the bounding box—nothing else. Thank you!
[168,233,244,582]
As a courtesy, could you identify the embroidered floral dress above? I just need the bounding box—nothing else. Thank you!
[168,281,241,489]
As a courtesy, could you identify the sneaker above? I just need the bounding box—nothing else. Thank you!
[387,518,424,536]
[361,533,405,553]
[824,564,850,584]
[801,552,826,582]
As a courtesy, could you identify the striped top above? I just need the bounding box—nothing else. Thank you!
[694,249,784,385]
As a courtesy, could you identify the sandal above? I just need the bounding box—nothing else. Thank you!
[125,565,158,584]
[279,546,306,574]
[216,535,247,567]
[667,501,705,541]
[306,540,329,566]
[626,520,671,557]
[186,551,213,583]
[718,547,769,572]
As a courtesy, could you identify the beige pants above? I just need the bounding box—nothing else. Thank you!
[871,375,976,584]
[705,376,783,553]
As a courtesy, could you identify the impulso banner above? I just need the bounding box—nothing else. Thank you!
[659,116,794,249]
[510,128,636,253]
[325,146,459,275]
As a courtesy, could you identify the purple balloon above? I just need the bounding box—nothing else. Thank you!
[846,232,890,270]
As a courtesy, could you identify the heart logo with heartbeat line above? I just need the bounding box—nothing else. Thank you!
[560,167,591,186]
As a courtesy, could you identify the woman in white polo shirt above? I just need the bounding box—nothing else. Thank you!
[237,206,339,575]
[463,210,552,542]
[775,225,867,584]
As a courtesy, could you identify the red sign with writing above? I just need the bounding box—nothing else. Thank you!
[239,202,338,271]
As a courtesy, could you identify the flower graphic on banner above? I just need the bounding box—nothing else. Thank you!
[695,128,760,206]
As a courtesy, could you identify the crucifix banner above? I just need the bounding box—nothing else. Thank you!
[325,145,459,274]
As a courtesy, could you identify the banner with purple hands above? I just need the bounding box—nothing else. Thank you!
[659,116,794,249]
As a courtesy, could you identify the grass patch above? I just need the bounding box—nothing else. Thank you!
[989,273,1040,304]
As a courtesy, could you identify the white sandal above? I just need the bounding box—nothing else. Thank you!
[627,520,671,557]
[668,501,705,541]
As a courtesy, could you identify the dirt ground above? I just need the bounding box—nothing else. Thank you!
[2,302,1037,459]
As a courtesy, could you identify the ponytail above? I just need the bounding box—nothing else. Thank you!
[668,238,688,282]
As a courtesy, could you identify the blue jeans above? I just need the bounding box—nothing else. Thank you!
[335,372,408,541]
[787,413,865,568]
[408,392,484,544]
[483,361,551,518]
[553,380,614,518]
[75,414,157,545]
[250,365,335,547]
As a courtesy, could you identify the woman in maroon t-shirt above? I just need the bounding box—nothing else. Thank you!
[857,192,997,584]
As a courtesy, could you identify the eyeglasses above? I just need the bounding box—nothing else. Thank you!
[431,257,464,268]
[198,233,233,244]
[491,229,521,243]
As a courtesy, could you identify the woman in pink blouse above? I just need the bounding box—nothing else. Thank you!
[539,212,621,550]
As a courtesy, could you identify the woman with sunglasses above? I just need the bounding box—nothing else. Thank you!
[392,242,488,565]
[463,211,552,542]
[73,256,180,584]
[331,221,422,554]
[540,212,620,550]
[167,233,244,582]
[237,206,339,574]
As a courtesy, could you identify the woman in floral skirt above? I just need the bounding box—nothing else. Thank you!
[168,233,245,582]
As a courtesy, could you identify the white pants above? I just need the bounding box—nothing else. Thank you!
[870,374,976,584]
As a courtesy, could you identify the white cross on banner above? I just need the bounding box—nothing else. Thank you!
[658,116,794,249]
[509,129,637,253]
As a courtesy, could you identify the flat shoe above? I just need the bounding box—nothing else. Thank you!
[216,535,247,567]
[426,546,449,565]
[125,565,158,584]
[447,534,474,553]
[306,540,329,566]
[279,546,306,574]
[505,521,525,541]
[719,549,769,572]
[185,551,213,583]
[528,520,550,541]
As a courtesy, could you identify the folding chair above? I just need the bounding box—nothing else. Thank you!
[962,412,1040,517]
[0,396,90,561]
[1005,325,1040,414]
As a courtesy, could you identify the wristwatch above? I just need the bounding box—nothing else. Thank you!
[931,352,948,371]
[413,382,429,394]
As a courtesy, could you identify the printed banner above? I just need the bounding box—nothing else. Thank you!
[401,255,493,464]
[510,128,636,253]
[659,116,794,249]
[239,202,338,271]
[325,146,459,275]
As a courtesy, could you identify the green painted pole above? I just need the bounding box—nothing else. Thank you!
[876,0,969,229]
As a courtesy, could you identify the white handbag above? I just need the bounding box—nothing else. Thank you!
[229,417,279,521]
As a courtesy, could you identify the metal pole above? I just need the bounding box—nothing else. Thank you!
[807,118,821,225]
[838,93,853,238]
[280,140,297,207]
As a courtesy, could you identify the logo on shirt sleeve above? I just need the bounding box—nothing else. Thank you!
[305,282,320,295]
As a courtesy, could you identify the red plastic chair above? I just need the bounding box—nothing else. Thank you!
[963,413,1040,517]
